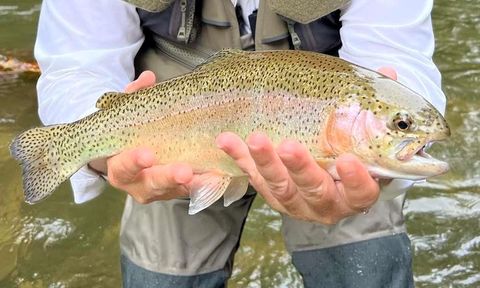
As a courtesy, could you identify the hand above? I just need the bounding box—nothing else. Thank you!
[216,67,398,224]
[377,67,397,80]
[89,71,194,203]
[216,133,378,224]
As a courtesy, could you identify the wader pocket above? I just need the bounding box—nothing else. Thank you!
[137,0,200,44]
[265,0,344,54]
[123,0,176,12]
[267,0,350,24]
[201,0,232,28]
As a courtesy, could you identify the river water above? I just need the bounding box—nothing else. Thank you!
[0,1,478,287]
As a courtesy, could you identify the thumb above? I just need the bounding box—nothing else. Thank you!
[336,154,379,209]
[377,67,397,80]
[124,70,156,93]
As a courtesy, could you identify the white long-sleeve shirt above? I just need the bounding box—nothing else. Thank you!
[35,0,446,203]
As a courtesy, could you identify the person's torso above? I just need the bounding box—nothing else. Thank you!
[131,0,344,80]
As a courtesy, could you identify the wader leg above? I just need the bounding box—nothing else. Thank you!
[282,196,413,288]
[119,187,257,287]
[121,255,229,288]
[291,234,414,288]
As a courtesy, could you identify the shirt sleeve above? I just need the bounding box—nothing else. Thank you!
[338,0,445,197]
[35,0,144,203]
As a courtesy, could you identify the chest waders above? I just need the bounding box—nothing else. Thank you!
[119,1,413,287]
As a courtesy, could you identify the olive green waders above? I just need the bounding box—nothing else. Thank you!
[119,0,414,287]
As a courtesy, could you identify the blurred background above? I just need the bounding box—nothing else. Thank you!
[0,0,478,287]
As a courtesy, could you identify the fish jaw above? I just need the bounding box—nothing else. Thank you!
[368,151,450,180]
[315,103,450,181]
[378,135,450,179]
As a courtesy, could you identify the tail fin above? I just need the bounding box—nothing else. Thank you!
[10,125,74,204]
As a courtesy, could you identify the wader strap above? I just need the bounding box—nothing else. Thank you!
[286,20,301,49]
[240,34,255,50]
[177,0,187,41]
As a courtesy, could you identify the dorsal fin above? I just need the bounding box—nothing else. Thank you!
[95,91,128,109]
[193,49,245,72]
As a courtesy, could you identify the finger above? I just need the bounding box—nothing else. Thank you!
[218,132,285,211]
[246,133,290,193]
[277,140,336,202]
[246,133,308,215]
[336,154,379,210]
[216,132,256,175]
[139,163,193,197]
[124,70,156,93]
[378,66,397,80]
[107,148,155,185]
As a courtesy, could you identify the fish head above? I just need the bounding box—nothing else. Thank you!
[352,71,450,180]
[319,67,450,180]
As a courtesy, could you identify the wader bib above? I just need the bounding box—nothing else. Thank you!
[119,0,413,286]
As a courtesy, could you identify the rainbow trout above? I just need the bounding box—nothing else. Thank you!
[10,50,450,214]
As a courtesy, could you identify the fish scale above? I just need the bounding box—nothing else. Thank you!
[10,49,450,214]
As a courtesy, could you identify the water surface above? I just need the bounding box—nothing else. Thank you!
[0,0,478,287]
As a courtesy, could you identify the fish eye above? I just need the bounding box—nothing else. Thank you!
[391,112,413,132]
[395,119,410,131]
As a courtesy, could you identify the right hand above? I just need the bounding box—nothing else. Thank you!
[88,71,195,203]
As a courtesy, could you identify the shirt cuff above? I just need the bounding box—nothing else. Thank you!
[379,179,415,200]
[70,165,107,203]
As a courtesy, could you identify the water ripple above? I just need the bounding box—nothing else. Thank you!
[0,5,40,16]
[405,192,480,219]
[15,217,75,249]
[453,236,480,257]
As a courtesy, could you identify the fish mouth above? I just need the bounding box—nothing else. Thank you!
[393,140,449,179]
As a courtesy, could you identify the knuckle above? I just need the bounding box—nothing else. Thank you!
[106,172,121,187]
[300,181,327,200]
[147,176,161,191]
[247,171,263,187]
[269,180,292,201]
[107,165,128,185]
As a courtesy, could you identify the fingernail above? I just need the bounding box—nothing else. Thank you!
[246,133,266,151]
[215,135,226,149]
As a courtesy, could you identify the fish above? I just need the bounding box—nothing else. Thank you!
[10,50,450,214]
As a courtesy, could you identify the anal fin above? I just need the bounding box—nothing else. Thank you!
[189,173,231,215]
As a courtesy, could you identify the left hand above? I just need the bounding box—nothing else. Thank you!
[216,67,398,224]
[217,133,379,224]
